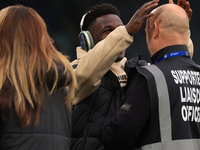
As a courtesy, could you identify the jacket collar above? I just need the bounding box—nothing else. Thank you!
[151,45,188,64]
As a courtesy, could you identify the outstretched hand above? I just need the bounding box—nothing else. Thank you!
[125,0,159,36]
[169,0,192,21]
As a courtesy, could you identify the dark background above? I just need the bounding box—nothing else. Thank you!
[1,0,199,64]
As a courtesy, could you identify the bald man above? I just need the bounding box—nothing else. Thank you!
[99,3,200,150]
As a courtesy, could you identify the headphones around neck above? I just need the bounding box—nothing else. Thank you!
[78,12,94,51]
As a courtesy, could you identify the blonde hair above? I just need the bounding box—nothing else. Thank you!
[0,5,76,127]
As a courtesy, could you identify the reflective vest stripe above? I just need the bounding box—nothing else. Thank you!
[143,65,172,142]
[141,65,200,150]
[142,139,200,150]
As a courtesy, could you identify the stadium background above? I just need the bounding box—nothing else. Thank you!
[1,0,199,64]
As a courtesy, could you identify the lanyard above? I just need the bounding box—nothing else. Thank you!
[154,51,190,64]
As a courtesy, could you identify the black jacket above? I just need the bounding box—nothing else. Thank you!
[71,56,147,150]
[0,64,72,150]
[99,45,200,150]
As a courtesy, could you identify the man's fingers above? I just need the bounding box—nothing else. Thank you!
[139,0,159,17]
[169,0,174,4]
[143,12,155,21]
[125,0,159,35]
[186,2,192,20]
[177,0,182,6]
[138,0,159,15]
[176,0,192,20]
[141,4,158,21]
[185,1,190,11]
[181,0,187,9]
[183,1,192,20]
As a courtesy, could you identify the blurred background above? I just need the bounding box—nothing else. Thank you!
[1,0,199,64]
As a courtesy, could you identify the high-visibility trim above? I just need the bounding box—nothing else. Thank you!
[142,139,200,150]
[141,65,200,150]
[143,65,172,142]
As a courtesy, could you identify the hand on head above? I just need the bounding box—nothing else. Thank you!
[169,0,192,21]
[145,3,189,56]
[125,0,159,36]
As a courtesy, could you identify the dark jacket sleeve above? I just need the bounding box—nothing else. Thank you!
[99,70,151,150]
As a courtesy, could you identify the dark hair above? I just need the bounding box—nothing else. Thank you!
[82,3,120,30]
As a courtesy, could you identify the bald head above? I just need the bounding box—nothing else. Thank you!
[146,4,190,56]
[153,4,189,34]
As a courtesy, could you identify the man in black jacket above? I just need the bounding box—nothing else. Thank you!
[99,1,200,150]
[71,0,194,149]
[71,1,159,150]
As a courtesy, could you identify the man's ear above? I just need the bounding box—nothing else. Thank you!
[153,23,159,39]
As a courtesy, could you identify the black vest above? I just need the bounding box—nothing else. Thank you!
[136,59,200,150]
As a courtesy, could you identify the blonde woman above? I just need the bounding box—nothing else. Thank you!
[0,5,76,150]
